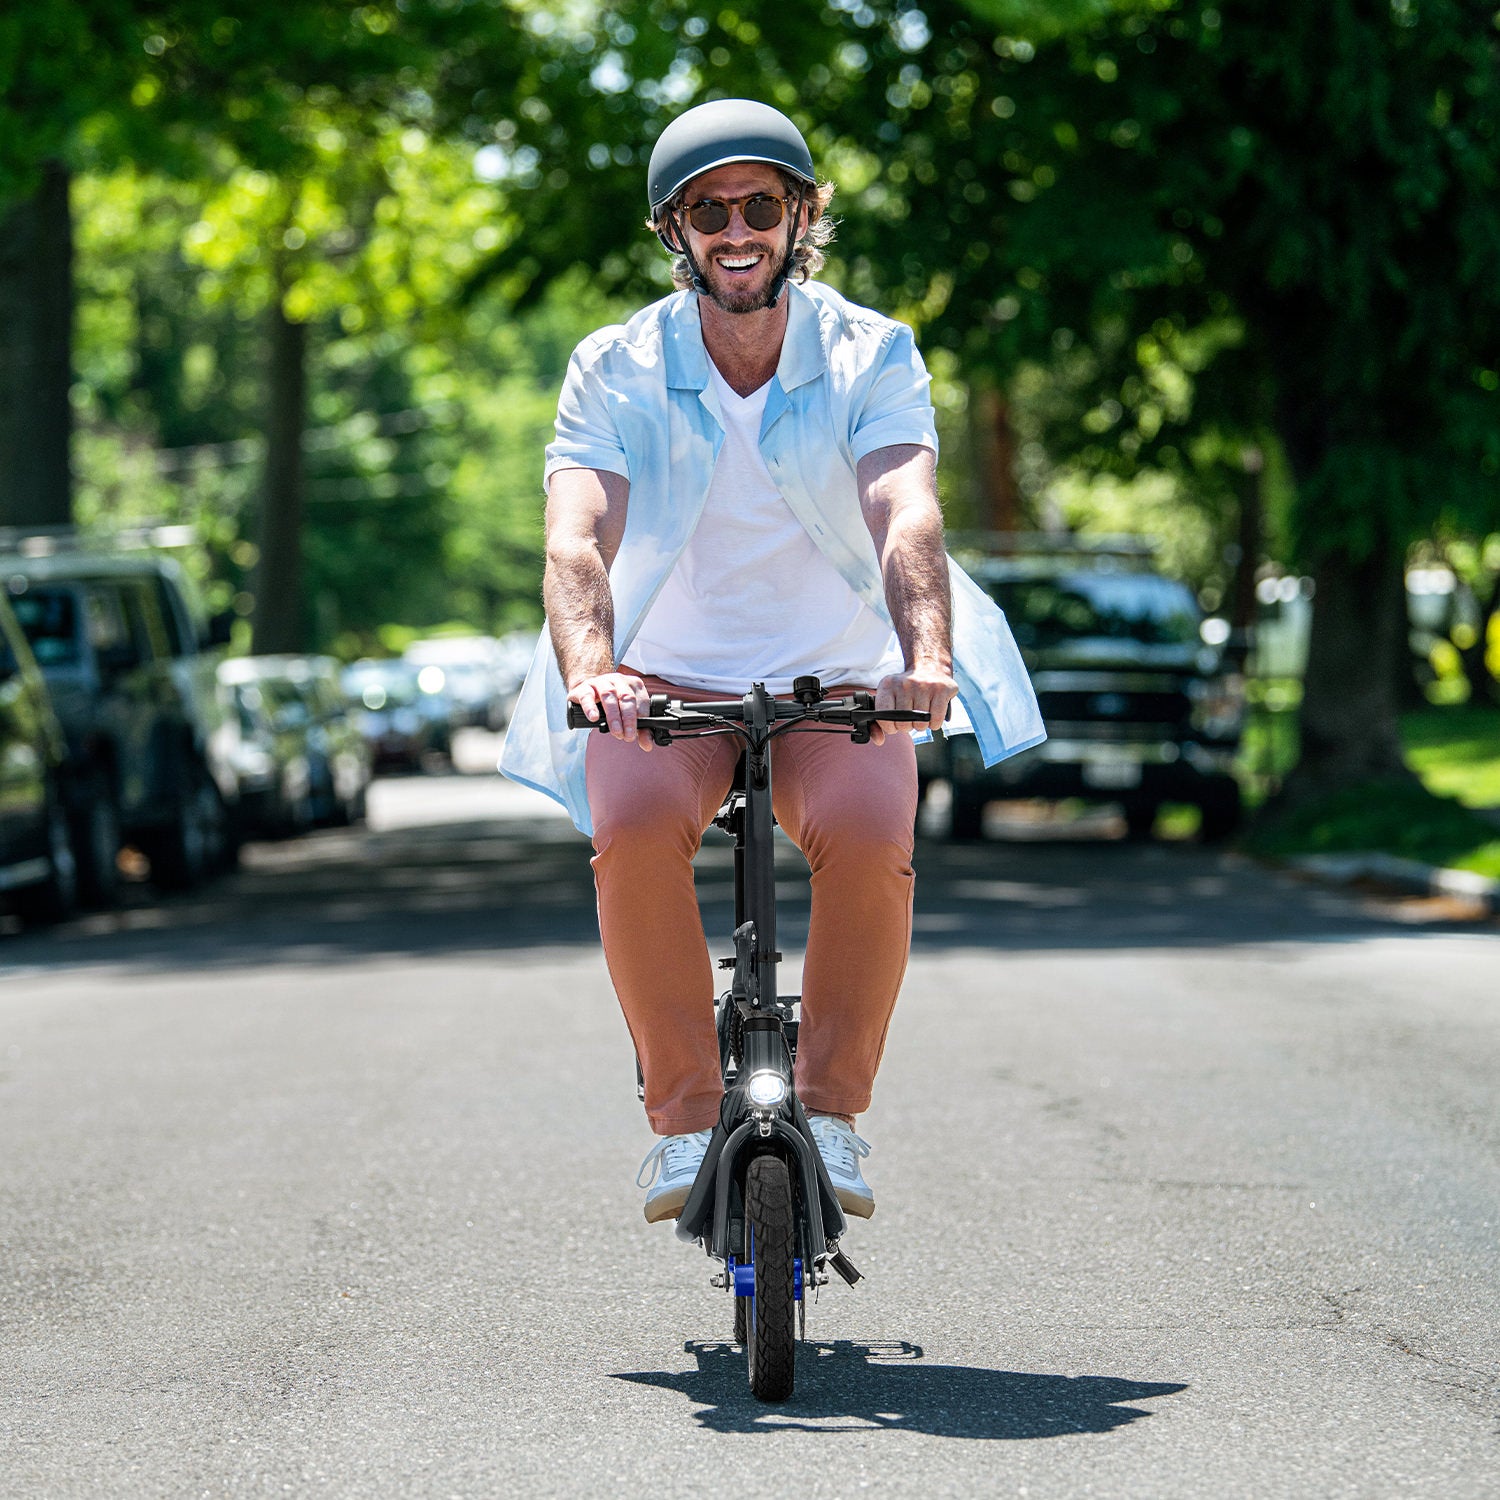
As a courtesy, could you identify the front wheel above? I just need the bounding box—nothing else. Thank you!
[14,798,79,927]
[144,767,224,891]
[70,778,122,909]
[744,1153,797,1402]
[1198,777,1243,843]
[949,780,986,841]
[1123,800,1159,841]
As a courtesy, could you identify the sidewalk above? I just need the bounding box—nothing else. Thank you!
[1287,850,1500,919]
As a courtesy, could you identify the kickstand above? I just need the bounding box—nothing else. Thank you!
[826,1243,862,1287]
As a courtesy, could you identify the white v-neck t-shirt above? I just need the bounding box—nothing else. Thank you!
[626,362,904,694]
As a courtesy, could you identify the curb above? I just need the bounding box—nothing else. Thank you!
[1287,852,1500,917]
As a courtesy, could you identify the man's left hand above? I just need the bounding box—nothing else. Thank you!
[870,668,958,746]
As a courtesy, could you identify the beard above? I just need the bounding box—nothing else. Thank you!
[698,237,790,314]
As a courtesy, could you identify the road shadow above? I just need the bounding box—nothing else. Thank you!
[9,787,1461,973]
[613,1339,1186,1438]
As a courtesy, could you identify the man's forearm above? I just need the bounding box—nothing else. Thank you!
[881,500,953,673]
[858,444,953,675]
[544,543,617,687]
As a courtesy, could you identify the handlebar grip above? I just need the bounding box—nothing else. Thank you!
[566,695,675,731]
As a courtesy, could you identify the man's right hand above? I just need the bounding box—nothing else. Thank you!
[567,671,654,751]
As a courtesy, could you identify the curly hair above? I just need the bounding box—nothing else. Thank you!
[647,173,838,290]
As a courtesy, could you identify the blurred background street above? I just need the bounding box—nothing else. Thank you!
[3,748,1497,1498]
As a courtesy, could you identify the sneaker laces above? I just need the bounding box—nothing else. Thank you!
[636,1129,711,1189]
[810,1116,870,1177]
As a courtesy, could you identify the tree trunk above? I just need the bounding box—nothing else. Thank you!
[0,162,73,531]
[969,381,1022,540]
[1285,536,1414,797]
[251,298,307,655]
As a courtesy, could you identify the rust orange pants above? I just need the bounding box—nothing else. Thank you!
[586,677,919,1135]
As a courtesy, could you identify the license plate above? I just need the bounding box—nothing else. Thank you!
[1082,758,1142,789]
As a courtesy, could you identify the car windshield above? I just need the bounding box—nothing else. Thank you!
[10,587,80,666]
[346,662,420,709]
[257,678,305,714]
[989,571,1202,649]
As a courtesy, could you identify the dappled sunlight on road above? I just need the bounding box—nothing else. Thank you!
[7,763,1483,978]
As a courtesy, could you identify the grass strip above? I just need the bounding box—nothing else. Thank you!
[1243,778,1500,880]
[1236,700,1500,878]
[1402,705,1500,808]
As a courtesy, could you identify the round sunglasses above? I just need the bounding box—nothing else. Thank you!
[682,193,793,236]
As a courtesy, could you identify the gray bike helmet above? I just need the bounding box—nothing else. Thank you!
[647,98,815,218]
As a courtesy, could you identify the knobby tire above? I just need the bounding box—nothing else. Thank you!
[744,1153,796,1402]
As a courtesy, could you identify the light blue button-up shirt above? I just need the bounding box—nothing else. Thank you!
[500,279,1046,834]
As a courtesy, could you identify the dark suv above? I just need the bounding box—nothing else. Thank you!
[925,547,1245,840]
[4,547,236,894]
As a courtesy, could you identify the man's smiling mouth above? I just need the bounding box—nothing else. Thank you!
[716,254,764,273]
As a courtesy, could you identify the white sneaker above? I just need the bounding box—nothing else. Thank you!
[809,1115,875,1218]
[636,1129,712,1223]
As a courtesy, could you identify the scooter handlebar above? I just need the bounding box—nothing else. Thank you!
[565,693,937,734]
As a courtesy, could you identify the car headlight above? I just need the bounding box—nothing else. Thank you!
[1190,673,1246,742]
[745,1071,788,1110]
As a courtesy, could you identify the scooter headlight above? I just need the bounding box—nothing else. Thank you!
[745,1070,788,1110]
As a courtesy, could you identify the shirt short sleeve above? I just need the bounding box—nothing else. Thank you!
[849,322,940,463]
[543,336,633,488]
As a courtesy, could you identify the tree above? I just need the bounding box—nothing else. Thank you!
[177,107,507,650]
[0,0,522,608]
[756,0,1500,794]
[0,3,146,528]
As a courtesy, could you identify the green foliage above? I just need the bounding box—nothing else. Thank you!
[838,0,1500,565]
[70,155,626,648]
[28,0,1500,714]
[1403,705,1500,808]
[1237,699,1500,873]
[1,2,494,201]
[1242,777,1500,880]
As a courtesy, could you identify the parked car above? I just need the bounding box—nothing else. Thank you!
[404,635,516,731]
[343,657,453,773]
[922,545,1245,841]
[218,656,372,833]
[0,588,80,923]
[217,659,316,835]
[296,657,372,824]
[4,547,237,891]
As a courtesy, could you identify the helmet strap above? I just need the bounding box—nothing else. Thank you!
[763,186,806,310]
[663,206,712,295]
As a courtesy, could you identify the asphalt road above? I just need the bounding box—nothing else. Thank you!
[2,752,1497,1499]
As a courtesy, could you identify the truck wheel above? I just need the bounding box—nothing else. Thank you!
[1123,801,1159,841]
[1198,778,1243,843]
[14,799,80,926]
[949,782,986,841]
[145,768,224,891]
[70,777,122,909]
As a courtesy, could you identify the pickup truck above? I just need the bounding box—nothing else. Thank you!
[923,548,1245,841]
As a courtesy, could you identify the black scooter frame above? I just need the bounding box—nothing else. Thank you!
[673,684,849,1268]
